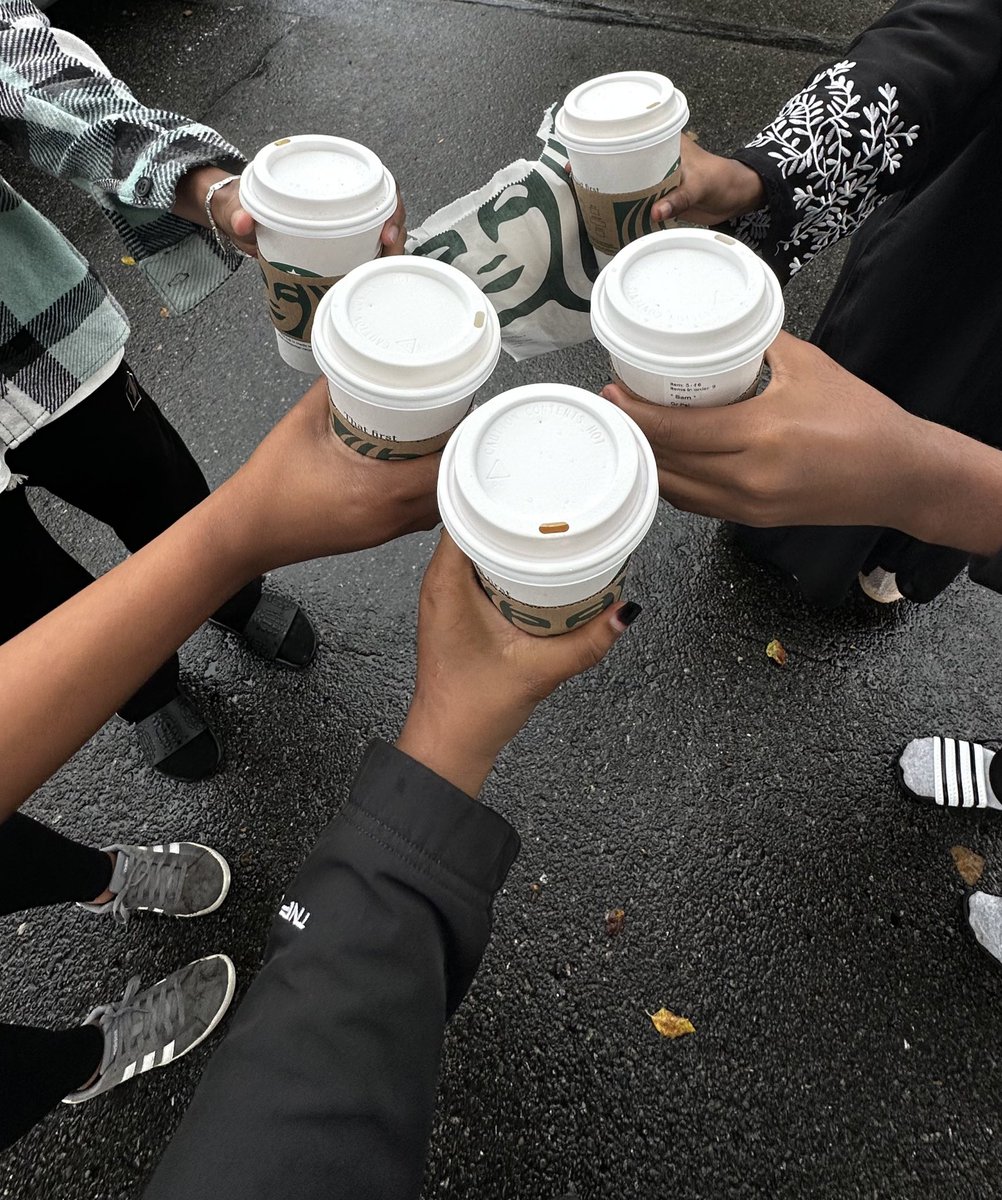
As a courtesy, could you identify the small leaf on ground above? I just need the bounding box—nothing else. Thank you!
[766,638,788,667]
[120,255,136,266]
[950,845,986,886]
[605,908,626,937]
[649,1007,695,1039]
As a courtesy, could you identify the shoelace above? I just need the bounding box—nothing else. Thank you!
[111,851,187,925]
[100,974,185,1074]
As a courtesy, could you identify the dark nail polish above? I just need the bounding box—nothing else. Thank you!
[617,601,643,627]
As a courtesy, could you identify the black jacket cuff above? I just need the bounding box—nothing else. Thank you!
[347,740,521,899]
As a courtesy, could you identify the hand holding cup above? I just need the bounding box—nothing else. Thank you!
[601,330,929,530]
[217,376,441,578]
[397,532,641,797]
[648,137,766,226]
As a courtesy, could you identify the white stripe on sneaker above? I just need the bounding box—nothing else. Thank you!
[934,737,945,806]
[945,738,959,807]
[122,1061,137,1081]
[960,741,975,808]
[976,745,989,809]
[160,1040,175,1065]
[141,1051,156,1073]
[169,842,180,854]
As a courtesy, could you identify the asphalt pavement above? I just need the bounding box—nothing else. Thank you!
[4,1,1002,1198]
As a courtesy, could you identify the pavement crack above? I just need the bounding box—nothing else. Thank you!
[199,15,302,118]
[438,0,843,55]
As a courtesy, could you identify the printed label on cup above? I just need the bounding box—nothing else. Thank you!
[329,397,467,461]
[475,561,629,638]
[618,361,764,408]
[258,260,344,348]
[572,161,681,258]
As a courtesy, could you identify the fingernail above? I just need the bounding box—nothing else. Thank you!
[614,601,643,630]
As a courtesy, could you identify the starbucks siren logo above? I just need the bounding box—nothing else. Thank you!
[258,261,341,344]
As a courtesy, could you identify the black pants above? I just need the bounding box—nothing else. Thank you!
[2,361,261,723]
[0,814,113,1151]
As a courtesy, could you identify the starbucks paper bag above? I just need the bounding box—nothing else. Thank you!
[407,108,597,361]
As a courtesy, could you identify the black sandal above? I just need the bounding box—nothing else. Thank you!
[212,590,317,669]
[134,692,222,781]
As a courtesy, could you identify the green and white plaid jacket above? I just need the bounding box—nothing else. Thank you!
[0,0,245,471]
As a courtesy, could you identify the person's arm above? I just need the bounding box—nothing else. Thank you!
[0,1,253,306]
[143,534,639,1200]
[0,5,406,289]
[0,376,440,819]
[603,331,1002,562]
[652,0,1002,282]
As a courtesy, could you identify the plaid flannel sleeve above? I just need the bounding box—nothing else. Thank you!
[0,0,246,313]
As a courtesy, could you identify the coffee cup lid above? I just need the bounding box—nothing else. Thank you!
[312,257,501,405]
[555,72,689,151]
[239,135,396,237]
[590,229,785,374]
[438,384,659,585]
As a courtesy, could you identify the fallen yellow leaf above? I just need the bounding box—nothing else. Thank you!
[120,255,136,266]
[159,306,170,318]
[766,638,788,667]
[950,845,985,886]
[649,1007,695,1039]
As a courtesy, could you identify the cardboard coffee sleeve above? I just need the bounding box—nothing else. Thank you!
[572,160,681,258]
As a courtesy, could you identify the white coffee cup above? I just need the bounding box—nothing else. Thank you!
[311,256,502,459]
[554,71,689,266]
[438,384,659,636]
[239,135,398,373]
[591,228,785,407]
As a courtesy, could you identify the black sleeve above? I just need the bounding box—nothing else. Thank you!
[726,0,1002,282]
[144,740,521,1200]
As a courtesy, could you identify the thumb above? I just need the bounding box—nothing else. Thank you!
[601,382,673,448]
[229,206,256,240]
[651,184,697,224]
[762,330,811,386]
[542,600,642,684]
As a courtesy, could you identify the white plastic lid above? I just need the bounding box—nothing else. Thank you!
[438,384,659,585]
[239,135,396,236]
[590,229,785,375]
[555,72,689,152]
[312,257,502,406]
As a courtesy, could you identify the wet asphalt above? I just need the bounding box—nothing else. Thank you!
[4,1,1002,1197]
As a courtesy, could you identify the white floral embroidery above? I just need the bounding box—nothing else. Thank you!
[733,60,920,277]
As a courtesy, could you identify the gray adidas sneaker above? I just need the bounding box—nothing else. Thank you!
[77,842,231,924]
[63,954,236,1105]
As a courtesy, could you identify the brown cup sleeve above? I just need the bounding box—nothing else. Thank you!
[475,560,629,637]
[572,160,682,258]
[329,394,466,460]
[258,259,344,347]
